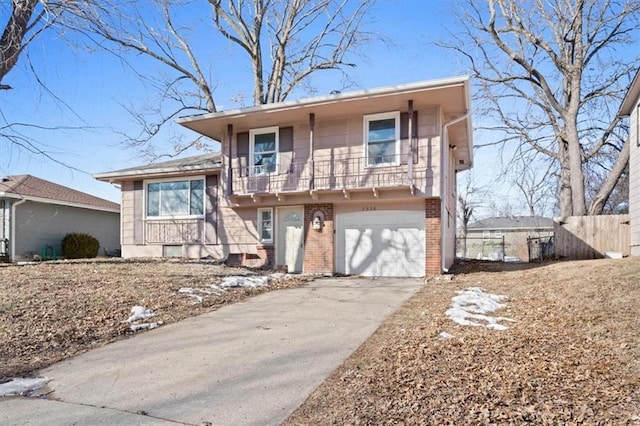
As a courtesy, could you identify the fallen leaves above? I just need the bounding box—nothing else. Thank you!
[286,257,640,425]
[0,259,308,381]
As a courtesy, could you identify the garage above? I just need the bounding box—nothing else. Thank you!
[336,210,425,277]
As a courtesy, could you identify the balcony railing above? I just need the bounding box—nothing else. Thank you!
[231,154,426,195]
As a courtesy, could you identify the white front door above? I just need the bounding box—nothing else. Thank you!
[276,206,304,273]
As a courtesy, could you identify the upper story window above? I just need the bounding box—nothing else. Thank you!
[250,127,279,174]
[146,178,204,218]
[364,112,400,167]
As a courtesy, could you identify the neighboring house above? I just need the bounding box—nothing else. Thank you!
[95,77,473,276]
[618,69,640,256]
[0,175,120,262]
[464,216,554,261]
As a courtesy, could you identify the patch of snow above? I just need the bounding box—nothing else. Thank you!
[125,306,157,323]
[130,321,163,332]
[207,284,226,295]
[221,275,270,288]
[439,331,455,339]
[446,287,515,330]
[604,251,623,259]
[0,377,50,397]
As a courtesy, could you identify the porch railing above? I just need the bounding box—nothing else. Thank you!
[232,154,425,195]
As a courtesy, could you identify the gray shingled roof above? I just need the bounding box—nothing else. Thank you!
[0,175,119,211]
[94,152,221,182]
[468,216,554,230]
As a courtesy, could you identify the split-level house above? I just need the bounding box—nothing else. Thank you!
[619,69,640,256]
[95,77,473,276]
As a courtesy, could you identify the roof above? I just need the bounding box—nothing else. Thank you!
[468,216,554,231]
[177,76,473,170]
[94,152,222,183]
[618,68,640,117]
[0,175,119,212]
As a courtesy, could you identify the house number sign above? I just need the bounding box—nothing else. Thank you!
[362,206,377,211]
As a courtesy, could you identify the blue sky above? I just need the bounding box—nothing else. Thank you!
[0,0,564,211]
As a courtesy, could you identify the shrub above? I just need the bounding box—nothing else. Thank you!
[61,233,100,259]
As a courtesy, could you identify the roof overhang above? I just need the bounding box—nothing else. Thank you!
[94,155,222,183]
[618,69,640,117]
[177,76,473,167]
[0,192,120,213]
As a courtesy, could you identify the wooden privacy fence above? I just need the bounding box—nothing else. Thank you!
[554,214,629,259]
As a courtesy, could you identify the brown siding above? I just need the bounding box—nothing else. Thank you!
[133,180,144,244]
[205,174,218,244]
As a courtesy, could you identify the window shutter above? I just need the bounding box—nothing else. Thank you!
[237,132,249,176]
[400,111,419,164]
[204,175,218,244]
[133,180,143,245]
[279,127,294,152]
[278,127,294,173]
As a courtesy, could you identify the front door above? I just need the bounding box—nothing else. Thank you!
[276,206,304,273]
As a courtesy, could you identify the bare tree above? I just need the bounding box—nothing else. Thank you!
[442,0,640,216]
[76,0,375,156]
[511,155,556,217]
[457,170,487,257]
[1,0,96,171]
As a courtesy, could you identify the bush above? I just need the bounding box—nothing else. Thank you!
[61,233,100,259]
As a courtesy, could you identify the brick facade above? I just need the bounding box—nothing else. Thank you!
[303,203,334,274]
[425,198,442,275]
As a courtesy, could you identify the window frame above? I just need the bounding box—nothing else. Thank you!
[144,176,206,220]
[249,126,279,175]
[494,230,503,238]
[363,111,401,167]
[482,230,491,241]
[257,208,274,244]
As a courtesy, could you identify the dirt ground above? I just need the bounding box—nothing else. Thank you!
[0,259,306,382]
[286,257,640,425]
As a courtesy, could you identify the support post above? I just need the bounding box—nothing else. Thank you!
[227,124,233,196]
[309,113,315,190]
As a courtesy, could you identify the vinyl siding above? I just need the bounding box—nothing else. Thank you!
[630,99,640,255]
[13,201,120,260]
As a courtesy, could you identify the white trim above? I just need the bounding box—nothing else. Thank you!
[177,76,470,124]
[257,207,274,244]
[144,176,206,219]
[0,192,118,213]
[249,126,279,175]
[363,111,400,167]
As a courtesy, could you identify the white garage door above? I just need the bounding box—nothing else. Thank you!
[336,210,425,277]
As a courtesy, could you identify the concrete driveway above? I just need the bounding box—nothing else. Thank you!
[0,277,422,425]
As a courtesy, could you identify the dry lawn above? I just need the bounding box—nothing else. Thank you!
[286,257,640,425]
[0,259,306,382]
[2,257,639,424]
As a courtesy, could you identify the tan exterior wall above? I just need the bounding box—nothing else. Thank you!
[630,97,640,255]
[13,201,120,261]
[223,106,442,198]
[425,198,442,275]
[121,180,135,246]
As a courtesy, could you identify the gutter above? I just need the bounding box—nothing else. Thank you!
[441,111,470,272]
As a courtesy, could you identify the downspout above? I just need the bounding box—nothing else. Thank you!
[10,198,26,262]
[441,112,469,272]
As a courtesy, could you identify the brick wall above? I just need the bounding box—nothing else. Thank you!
[425,199,442,275]
[303,204,334,274]
[229,245,274,269]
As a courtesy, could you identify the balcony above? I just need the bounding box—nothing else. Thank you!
[231,154,426,196]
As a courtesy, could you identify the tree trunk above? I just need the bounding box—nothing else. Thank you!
[588,138,630,215]
[0,0,39,87]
